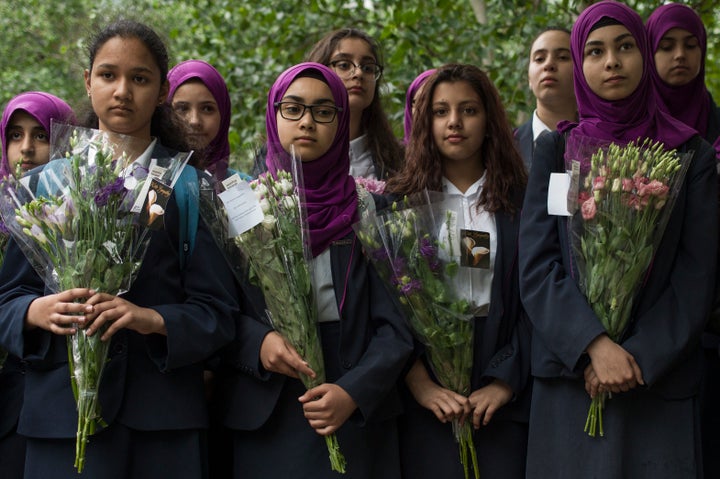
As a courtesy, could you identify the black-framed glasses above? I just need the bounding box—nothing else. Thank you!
[274,101,342,124]
[329,60,383,80]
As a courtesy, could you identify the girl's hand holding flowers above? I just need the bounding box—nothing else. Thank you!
[260,331,316,379]
[585,334,644,394]
[406,359,471,424]
[83,293,166,340]
[300,383,357,435]
[468,379,513,428]
[26,288,95,335]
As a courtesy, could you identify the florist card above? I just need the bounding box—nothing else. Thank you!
[140,179,171,230]
[460,229,490,269]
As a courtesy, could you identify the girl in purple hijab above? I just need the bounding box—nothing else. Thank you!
[402,68,436,144]
[647,4,720,145]
[224,62,412,479]
[0,90,74,479]
[167,59,234,179]
[1,91,75,177]
[519,2,716,477]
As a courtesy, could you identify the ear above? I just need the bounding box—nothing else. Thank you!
[158,80,169,105]
[84,69,92,96]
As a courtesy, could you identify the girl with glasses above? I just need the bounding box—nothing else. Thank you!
[220,62,412,479]
[306,28,404,180]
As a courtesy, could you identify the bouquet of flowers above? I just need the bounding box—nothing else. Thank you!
[198,148,346,473]
[0,123,190,471]
[354,190,479,479]
[566,137,690,437]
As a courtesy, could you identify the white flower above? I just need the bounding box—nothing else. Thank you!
[261,215,277,231]
[259,198,271,214]
[282,195,296,210]
[280,178,293,194]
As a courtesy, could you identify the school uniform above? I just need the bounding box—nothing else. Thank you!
[514,120,533,171]
[218,232,413,479]
[398,178,531,479]
[0,355,25,479]
[0,144,238,479]
[520,131,717,478]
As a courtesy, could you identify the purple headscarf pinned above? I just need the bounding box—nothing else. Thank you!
[403,69,436,144]
[265,62,358,257]
[647,3,710,138]
[1,91,76,177]
[167,60,231,178]
[560,1,696,150]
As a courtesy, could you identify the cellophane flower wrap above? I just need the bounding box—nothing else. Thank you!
[198,147,346,473]
[0,123,190,472]
[566,135,691,438]
[354,189,479,479]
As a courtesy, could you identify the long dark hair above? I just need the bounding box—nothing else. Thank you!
[387,64,527,215]
[305,28,403,179]
[81,19,190,152]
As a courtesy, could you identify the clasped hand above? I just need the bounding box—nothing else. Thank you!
[26,288,166,341]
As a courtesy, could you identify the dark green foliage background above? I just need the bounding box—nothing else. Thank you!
[1,1,717,172]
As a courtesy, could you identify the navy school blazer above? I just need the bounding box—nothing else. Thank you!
[519,131,718,399]
[215,231,414,431]
[514,119,534,172]
[0,146,239,438]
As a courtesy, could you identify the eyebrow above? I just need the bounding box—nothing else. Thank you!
[95,63,155,74]
[585,32,634,47]
[532,47,571,55]
[330,53,376,63]
[281,94,335,104]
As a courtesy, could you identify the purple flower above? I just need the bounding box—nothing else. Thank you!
[400,278,422,295]
[95,178,127,206]
[0,219,9,235]
[419,237,437,259]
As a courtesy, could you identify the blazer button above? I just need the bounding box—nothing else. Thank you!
[342,361,352,369]
[113,344,125,355]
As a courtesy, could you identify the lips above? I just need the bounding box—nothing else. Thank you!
[605,75,625,83]
[446,135,465,143]
[540,77,557,85]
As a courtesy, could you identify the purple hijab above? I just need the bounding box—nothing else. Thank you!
[647,3,710,138]
[403,69,436,144]
[265,62,357,257]
[167,60,231,178]
[560,1,696,150]
[1,91,76,177]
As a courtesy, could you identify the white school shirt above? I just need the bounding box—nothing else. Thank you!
[348,135,377,179]
[442,175,496,316]
[531,109,552,144]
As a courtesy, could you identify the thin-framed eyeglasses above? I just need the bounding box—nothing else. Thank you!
[329,60,383,81]
[274,101,342,124]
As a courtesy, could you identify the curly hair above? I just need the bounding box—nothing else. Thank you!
[305,28,403,179]
[387,64,527,214]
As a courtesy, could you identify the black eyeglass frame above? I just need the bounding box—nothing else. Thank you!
[328,60,384,81]
[273,101,343,124]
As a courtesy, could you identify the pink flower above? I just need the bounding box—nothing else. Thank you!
[638,180,669,199]
[581,197,597,220]
[354,177,386,194]
[592,176,606,191]
[622,178,634,192]
[578,191,591,204]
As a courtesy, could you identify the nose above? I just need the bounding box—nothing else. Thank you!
[20,135,34,155]
[604,50,620,70]
[673,45,686,60]
[114,76,131,100]
[188,108,201,127]
[448,108,462,129]
[543,58,557,72]
[298,108,316,129]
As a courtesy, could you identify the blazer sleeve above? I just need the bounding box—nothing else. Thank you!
[518,132,607,374]
[481,310,532,396]
[334,254,414,423]
[621,138,718,385]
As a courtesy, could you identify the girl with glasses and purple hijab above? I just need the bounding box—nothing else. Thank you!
[218,62,412,479]
[519,2,716,477]
[0,91,75,479]
[648,5,720,476]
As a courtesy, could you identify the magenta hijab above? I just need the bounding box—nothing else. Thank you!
[403,69,436,144]
[559,1,696,151]
[265,62,357,257]
[1,91,76,177]
[167,59,231,178]
[647,3,710,138]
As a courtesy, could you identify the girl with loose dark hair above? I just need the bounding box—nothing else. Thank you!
[0,19,238,478]
[389,63,531,478]
[306,28,404,180]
